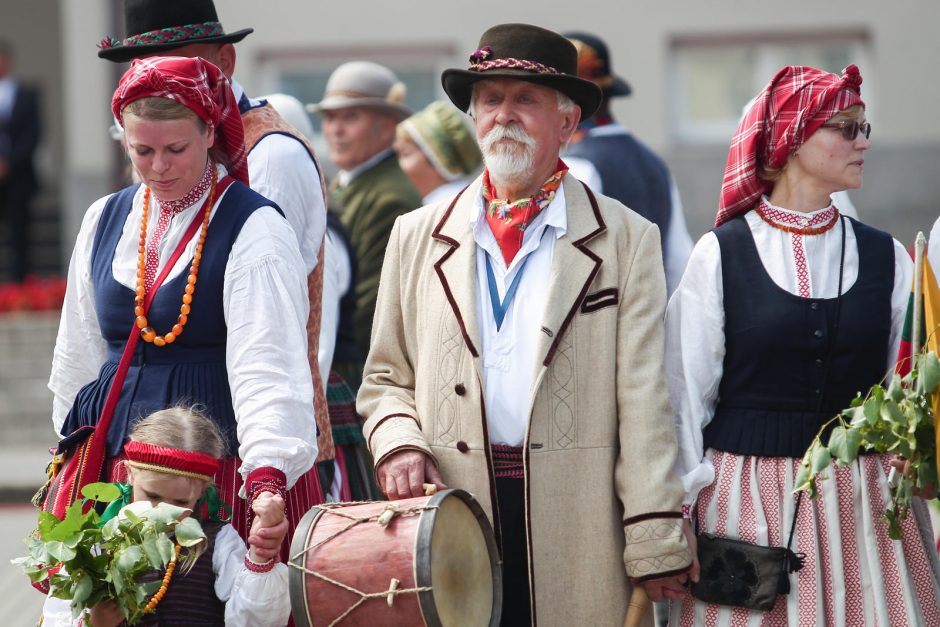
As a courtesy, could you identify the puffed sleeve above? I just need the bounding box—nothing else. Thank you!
[213,524,291,627]
[224,206,317,489]
[48,195,111,436]
[664,232,725,506]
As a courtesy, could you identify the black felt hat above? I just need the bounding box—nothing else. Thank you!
[98,0,253,63]
[563,31,632,98]
[442,23,602,121]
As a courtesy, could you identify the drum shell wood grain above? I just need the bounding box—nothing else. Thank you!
[289,488,501,627]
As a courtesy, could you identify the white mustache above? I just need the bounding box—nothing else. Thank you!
[481,124,535,153]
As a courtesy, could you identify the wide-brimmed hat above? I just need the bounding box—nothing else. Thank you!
[441,23,602,121]
[98,0,253,63]
[306,61,412,122]
[563,31,631,98]
[399,101,482,181]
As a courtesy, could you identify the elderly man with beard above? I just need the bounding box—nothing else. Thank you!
[357,23,693,626]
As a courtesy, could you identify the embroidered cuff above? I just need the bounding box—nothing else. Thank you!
[246,467,287,533]
[244,553,278,573]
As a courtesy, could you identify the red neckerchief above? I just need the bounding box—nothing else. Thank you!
[482,159,568,265]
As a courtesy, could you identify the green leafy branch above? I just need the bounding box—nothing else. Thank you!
[795,351,939,540]
[12,483,206,625]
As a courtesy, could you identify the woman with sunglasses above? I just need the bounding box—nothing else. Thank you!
[666,65,940,625]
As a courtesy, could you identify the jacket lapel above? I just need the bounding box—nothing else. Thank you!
[535,175,607,371]
[431,178,484,381]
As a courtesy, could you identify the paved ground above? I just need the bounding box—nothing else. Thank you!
[1,503,49,626]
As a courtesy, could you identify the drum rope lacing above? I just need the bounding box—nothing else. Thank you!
[289,502,439,626]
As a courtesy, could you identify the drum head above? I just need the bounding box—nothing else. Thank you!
[416,489,502,627]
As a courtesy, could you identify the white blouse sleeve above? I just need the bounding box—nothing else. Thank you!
[48,196,111,436]
[213,524,291,627]
[224,206,318,488]
[664,232,724,506]
[247,133,326,275]
[889,238,915,373]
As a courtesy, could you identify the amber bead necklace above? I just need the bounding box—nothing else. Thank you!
[135,167,218,346]
[143,543,182,614]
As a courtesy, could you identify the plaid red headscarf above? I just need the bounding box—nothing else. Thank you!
[716,64,864,227]
[112,56,249,185]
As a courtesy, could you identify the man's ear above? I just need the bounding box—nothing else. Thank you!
[559,105,581,144]
[214,44,237,79]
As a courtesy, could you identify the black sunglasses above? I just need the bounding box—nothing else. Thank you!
[820,119,871,141]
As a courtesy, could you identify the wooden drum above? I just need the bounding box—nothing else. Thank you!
[288,488,502,627]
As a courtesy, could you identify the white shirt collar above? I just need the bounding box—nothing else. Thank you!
[470,180,568,274]
[337,148,395,187]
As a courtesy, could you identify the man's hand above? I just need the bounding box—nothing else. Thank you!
[376,450,446,499]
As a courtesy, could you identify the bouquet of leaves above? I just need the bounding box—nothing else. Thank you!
[13,482,206,624]
[795,351,940,540]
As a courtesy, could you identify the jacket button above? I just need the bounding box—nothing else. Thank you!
[456,441,469,453]
[810,302,820,311]
[454,383,466,396]
[815,358,823,367]
[814,329,824,339]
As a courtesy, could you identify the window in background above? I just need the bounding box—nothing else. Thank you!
[670,31,870,144]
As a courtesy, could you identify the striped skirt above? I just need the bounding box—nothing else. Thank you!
[669,449,940,627]
[110,454,323,564]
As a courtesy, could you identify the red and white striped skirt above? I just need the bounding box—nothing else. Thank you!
[110,455,323,564]
[669,449,940,627]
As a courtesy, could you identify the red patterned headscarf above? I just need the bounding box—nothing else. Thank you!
[716,64,864,227]
[112,56,249,185]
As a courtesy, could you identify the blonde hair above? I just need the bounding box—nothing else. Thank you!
[127,405,225,571]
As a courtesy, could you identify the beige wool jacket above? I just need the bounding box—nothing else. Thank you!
[359,174,691,626]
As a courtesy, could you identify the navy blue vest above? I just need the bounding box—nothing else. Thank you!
[704,216,894,457]
[565,130,672,242]
[138,521,226,625]
[62,182,277,457]
[326,210,361,365]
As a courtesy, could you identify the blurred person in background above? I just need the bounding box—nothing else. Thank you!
[394,100,482,206]
[0,40,41,282]
[263,92,377,500]
[308,61,421,384]
[563,32,692,295]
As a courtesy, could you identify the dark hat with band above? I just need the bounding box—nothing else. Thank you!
[441,23,602,121]
[98,0,253,63]
[563,31,632,98]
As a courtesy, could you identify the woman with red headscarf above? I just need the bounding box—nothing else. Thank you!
[666,65,940,625]
[48,57,322,566]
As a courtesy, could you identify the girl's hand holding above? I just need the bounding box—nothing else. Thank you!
[89,599,124,627]
[248,491,287,563]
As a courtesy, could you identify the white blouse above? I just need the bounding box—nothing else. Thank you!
[48,164,318,487]
[40,523,291,626]
[665,200,913,506]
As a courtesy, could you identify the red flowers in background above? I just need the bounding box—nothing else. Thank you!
[0,275,67,312]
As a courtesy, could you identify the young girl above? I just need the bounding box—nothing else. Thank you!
[41,407,292,626]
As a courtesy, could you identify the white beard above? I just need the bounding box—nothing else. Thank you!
[480,124,536,186]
